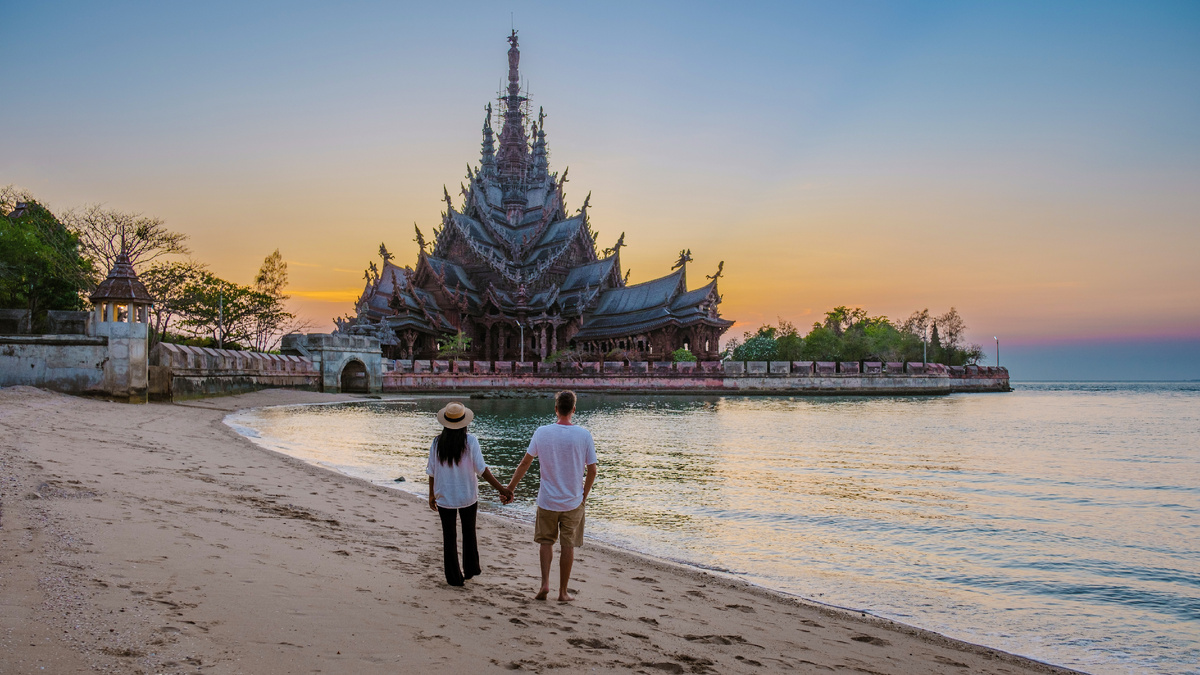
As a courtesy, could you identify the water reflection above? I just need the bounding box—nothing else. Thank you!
[228,385,1200,675]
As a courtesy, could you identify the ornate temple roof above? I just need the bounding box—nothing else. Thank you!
[345,31,732,354]
[573,269,732,341]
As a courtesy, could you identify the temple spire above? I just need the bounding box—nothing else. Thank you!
[530,106,548,182]
[480,103,496,180]
[497,30,530,197]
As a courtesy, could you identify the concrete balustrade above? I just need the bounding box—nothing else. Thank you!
[147,342,319,400]
[377,359,1010,394]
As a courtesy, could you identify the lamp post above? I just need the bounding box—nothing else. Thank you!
[517,321,525,363]
[994,336,999,366]
[923,326,928,365]
[218,290,224,350]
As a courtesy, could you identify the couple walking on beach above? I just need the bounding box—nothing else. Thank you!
[426,390,599,601]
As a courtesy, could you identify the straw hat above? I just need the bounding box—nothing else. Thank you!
[436,401,474,429]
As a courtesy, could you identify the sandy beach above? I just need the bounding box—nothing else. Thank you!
[0,386,1082,674]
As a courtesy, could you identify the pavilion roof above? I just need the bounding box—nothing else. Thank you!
[90,252,153,303]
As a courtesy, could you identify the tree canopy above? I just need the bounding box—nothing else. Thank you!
[0,190,95,330]
[63,203,190,276]
[725,307,984,365]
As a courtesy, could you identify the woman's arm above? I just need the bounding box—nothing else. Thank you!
[481,468,513,503]
[427,476,437,511]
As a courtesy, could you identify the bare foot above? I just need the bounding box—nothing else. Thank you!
[535,588,549,601]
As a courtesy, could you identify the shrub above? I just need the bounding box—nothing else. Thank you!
[671,348,697,362]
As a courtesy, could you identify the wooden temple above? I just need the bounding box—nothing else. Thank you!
[339,31,734,362]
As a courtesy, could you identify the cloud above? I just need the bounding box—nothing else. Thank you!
[288,289,362,302]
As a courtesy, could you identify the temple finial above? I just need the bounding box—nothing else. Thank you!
[706,261,724,281]
[480,103,496,179]
[530,106,549,182]
[414,223,426,253]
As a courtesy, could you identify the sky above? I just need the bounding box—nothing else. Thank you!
[4,1,1199,379]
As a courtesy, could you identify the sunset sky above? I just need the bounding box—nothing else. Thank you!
[5,1,1198,378]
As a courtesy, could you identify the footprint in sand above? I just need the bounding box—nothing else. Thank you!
[640,662,685,673]
[566,637,612,650]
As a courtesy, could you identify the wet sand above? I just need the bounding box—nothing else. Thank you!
[0,387,1083,674]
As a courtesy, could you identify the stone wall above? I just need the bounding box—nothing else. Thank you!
[148,343,318,401]
[0,334,110,395]
[381,360,1010,395]
[1,310,151,402]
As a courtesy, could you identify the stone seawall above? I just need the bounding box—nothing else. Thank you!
[381,360,1010,395]
[149,343,319,401]
[0,334,110,395]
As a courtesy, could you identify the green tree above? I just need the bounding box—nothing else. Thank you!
[141,260,210,346]
[437,330,473,360]
[0,192,94,330]
[774,319,804,361]
[730,325,779,361]
[799,325,839,360]
[173,272,274,349]
[249,249,297,352]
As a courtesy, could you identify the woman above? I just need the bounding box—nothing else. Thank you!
[426,401,512,586]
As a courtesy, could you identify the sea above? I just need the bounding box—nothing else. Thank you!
[225,382,1200,675]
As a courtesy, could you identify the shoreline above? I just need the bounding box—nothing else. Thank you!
[224,395,1078,673]
[1,386,1084,674]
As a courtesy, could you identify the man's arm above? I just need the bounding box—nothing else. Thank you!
[582,462,598,504]
[507,453,535,494]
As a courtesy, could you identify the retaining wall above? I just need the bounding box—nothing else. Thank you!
[381,360,1010,395]
[149,343,319,400]
[0,334,110,395]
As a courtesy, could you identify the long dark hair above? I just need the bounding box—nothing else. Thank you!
[436,426,468,466]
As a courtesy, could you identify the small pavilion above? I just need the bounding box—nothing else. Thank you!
[89,252,154,325]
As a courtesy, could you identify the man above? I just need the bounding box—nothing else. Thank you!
[507,390,598,602]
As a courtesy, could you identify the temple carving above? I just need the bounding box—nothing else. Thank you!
[340,31,733,362]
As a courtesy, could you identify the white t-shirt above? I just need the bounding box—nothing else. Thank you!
[426,433,487,509]
[527,423,598,512]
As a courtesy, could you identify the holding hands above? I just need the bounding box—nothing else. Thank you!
[497,484,514,504]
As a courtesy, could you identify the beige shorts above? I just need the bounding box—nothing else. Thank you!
[534,503,585,547]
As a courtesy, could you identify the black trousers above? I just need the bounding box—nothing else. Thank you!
[436,502,480,586]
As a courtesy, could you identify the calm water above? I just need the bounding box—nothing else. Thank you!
[226,383,1200,674]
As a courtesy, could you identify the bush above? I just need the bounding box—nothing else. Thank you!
[671,348,697,362]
